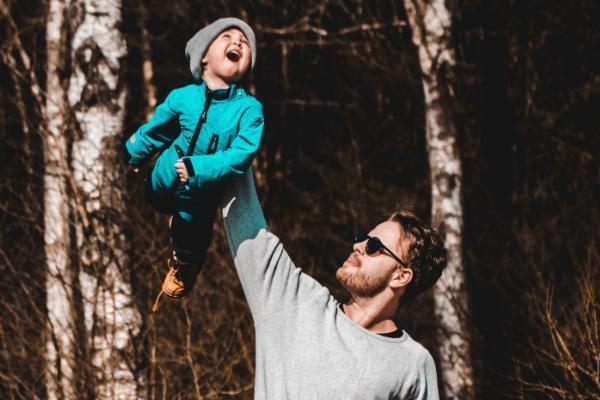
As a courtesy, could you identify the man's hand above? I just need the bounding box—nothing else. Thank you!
[175,159,189,182]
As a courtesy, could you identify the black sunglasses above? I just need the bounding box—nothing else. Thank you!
[353,231,409,269]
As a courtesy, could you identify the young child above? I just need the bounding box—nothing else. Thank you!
[123,18,264,310]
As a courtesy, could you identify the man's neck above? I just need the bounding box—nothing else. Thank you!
[343,294,400,334]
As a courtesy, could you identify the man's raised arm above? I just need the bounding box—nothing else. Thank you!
[220,169,328,322]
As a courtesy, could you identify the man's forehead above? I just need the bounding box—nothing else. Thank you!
[369,221,402,249]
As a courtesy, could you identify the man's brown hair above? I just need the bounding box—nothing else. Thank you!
[388,210,448,302]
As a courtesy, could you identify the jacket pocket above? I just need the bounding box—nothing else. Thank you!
[206,134,219,154]
[205,129,235,154]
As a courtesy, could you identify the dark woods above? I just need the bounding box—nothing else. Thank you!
[1,0,598,399]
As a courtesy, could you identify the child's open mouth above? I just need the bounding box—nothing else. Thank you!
[226,50,240,62]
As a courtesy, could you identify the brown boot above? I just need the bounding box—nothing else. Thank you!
[152,257,201,312]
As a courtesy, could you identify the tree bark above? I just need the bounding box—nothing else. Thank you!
[44,1,76,398]
[67,0,141,398]
[404,1,475,398]
[138,0,156,120]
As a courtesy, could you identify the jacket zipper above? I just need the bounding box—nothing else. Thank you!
[186,86,213,157]
[171,85,213,192]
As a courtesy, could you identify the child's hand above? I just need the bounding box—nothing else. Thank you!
[175,159,189,183]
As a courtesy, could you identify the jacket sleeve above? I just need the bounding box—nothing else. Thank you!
[220,169,330,322]
[124,90,180,165]
[184,104,264,188]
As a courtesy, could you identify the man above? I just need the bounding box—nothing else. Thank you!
[221,169,446,399]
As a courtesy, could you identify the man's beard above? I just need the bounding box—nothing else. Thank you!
[336,265,393,298]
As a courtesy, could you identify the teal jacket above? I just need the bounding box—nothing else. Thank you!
[125,81,264,221]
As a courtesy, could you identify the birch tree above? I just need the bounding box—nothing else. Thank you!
[45,0,76,398]
[1,0,140,396]
[403,1,475,398]
[66,0,141,397]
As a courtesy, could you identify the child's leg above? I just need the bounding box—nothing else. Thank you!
[144,173,177,215]
[152,209,216,305]
[152,197,218,309]
[170,212,214,267]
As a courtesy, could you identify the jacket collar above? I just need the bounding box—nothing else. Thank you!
[201,81,244,102]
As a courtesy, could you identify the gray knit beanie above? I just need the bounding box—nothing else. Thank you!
[185,18,257,80]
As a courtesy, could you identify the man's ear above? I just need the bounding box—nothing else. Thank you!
[389,268,413,289]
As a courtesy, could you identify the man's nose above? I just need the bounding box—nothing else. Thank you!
[353,242,365,254]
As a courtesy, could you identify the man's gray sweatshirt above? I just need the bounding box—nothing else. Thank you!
[221,170,440,400]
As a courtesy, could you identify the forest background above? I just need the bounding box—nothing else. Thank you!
[0,0,598,399]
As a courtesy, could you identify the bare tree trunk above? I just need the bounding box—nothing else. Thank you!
[44,1,76,398]
[138,0,156,120]
[404,1,475,398]
[67,0,141,398]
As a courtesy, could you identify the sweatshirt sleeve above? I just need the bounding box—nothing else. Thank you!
[185,104,264,188]
[124,89,180,165]
[220,168,329,322]
[414,352,440,400]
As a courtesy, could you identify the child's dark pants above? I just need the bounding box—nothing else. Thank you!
[170,212,214,265]
[144,173,218,266]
